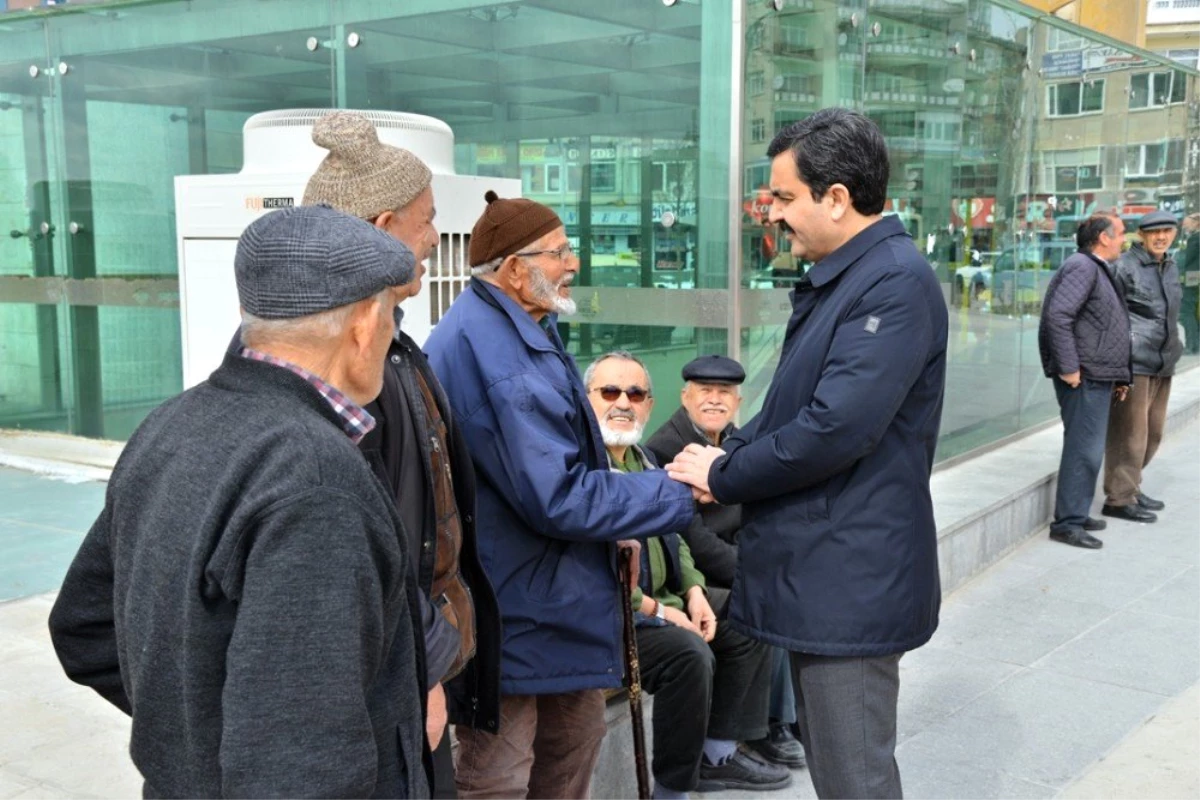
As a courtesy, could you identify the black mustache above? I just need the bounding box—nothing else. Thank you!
[777,221,795,236]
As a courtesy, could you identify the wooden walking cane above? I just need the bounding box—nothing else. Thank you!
[618,546,652,800]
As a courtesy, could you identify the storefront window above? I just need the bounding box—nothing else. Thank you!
[0,0,1195,458]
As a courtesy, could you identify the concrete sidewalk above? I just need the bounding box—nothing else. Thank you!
[0,421,1197,798]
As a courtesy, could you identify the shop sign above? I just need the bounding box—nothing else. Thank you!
[1041,46,1147,79]
[951,197,995,228]
[475,144,506,164]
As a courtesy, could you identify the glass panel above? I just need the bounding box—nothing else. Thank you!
[0,18,72,433]
[737,0,1199,462]
[334,0,733,371]
[18,0,337,437]
[1,0,1196,457]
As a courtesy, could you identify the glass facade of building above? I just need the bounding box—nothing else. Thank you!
[0,0,1196,456]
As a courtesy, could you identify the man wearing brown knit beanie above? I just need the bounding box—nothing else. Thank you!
[303,111,502,800]
[425,193,696,799]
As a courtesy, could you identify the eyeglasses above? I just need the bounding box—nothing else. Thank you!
[515,243,575,263]
[589,385,651,404]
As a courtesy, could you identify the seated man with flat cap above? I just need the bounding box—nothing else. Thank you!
[646,355,806,772]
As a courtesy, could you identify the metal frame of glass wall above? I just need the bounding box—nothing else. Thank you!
[0,0,1196,457]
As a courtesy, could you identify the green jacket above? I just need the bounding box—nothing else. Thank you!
[610,445,705,612]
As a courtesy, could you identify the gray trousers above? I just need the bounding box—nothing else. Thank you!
[789,652,903,799]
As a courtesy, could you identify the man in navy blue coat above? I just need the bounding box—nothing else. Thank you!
[668,109,948,799]
[425,192,696,799]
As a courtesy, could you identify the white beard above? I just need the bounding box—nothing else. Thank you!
[529,262,577,316]
[600,419,644,448]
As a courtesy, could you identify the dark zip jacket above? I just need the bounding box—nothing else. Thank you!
[708,216,948,656]
[1112,243,1183,377]
[362,327,502,733]
[646,406,742,588]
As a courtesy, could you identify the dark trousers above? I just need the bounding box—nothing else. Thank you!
[790,653,903,800]
[432,727,456,798]
[769,646,797,725]
[637,621,772,792]
[1104,375,1172,506]
[1051,376,1114,533]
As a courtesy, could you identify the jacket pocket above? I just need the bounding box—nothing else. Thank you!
[527,540,566,600]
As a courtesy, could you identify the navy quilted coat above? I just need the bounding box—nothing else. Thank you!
[1038,251,1132,383]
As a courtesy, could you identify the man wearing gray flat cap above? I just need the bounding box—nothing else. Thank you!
[646,355,807,773]
[1102,209,1183,523]
[50,205,430,799]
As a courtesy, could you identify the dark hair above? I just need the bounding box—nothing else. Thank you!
[766,108,889,216]
[1076,213,1118,252]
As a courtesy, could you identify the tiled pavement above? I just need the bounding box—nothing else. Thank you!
[0,421,1197,799]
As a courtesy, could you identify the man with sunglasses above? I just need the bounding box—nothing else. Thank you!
[585,351,791,799]
[424,192,696,799]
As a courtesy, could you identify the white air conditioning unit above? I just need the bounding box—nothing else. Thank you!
[174,108,520,389]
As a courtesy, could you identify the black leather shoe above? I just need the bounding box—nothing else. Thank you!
[697,747,794,792]
[1083,517,1107,532]
[1102,504,1158,523]
[1137,493,1165,511]
[746,723,806,769]
[1049,528,1103,549]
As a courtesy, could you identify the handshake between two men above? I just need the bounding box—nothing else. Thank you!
[665,442,724,505]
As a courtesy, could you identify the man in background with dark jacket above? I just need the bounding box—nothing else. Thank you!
[667,109,948,799]
[1103,210,1183,523]
[646,354,805,771]
[50,206,428,798]
[425,193,696,799]
[1038,212,1132,548]
[302,111,501,797]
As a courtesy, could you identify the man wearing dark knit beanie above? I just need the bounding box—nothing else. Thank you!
[304,111,503,800]
[425,195,696,799]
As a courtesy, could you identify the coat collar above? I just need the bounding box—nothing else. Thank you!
[470,278,562,354]
[1125,242,1173,270]
[669,403,733,447]
[804,215,910,290]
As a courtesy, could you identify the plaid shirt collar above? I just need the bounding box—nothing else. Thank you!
[240,347,375,444]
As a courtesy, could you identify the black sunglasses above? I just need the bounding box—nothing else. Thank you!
[590,385,651,404]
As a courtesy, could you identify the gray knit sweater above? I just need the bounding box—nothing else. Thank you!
[49,353,429,799]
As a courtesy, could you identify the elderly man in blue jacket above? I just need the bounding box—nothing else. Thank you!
[424,191,696,799]
[668,109,949,799]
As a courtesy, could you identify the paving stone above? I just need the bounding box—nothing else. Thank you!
[897,647,1024,741]
[927,590,1113,666]
[1127,567,1200,621]
[895,669,1167,789]
[1034,610,1200,697]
